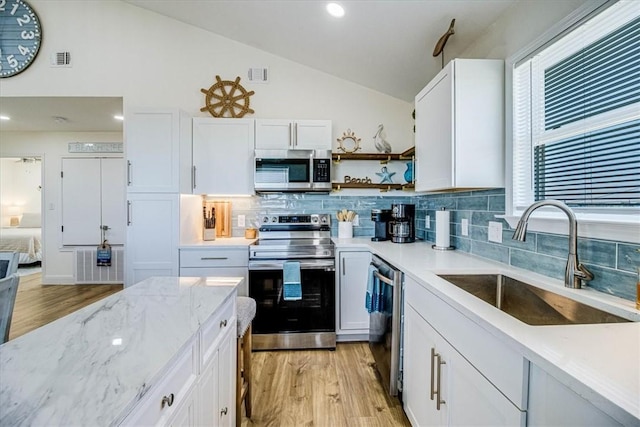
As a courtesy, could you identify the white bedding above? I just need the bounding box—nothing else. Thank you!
[0,227,42,264]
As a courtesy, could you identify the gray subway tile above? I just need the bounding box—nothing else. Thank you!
[471,211,508,227]
[577,239,616,268]
[536,233,569,258]
[471,240,509,264]
[472,188,505,196]
[456,195,489,211]
[618,244,640,273]
[510,249,565,281]
[488,195,506,213]
[585,265,636,301]
[451,236,471,252]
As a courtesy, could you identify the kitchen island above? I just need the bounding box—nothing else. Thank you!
[0,276,240,426]
[335,238,640,426]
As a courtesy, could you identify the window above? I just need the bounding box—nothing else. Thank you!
[511,1,640,227]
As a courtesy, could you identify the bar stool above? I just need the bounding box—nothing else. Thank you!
[236,296,256,426]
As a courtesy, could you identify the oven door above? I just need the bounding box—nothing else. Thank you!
[249,259,336,346]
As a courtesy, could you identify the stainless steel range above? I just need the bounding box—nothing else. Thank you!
[248,213,336,350]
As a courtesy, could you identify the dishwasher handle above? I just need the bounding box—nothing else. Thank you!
[373,269,394,286]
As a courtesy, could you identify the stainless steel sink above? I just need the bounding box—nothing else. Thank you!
[437,274,631,326]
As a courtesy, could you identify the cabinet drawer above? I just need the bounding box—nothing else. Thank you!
[120,339,197,426]
[201,296,236,369]
[180,248,248,268]
[406,276,528,410]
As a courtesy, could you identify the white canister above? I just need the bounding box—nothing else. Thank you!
[338,221,353,239]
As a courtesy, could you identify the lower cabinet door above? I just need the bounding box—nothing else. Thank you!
[404,305,445,426]
[198,325,236,427]
[338,250,371,333]
[169,389,197,427]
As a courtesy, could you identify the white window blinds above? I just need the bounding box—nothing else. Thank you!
[512,0,640,213]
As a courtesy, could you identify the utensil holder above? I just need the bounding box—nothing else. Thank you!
[338,221,353,239]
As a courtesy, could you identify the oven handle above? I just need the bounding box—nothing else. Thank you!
[249,260,335,271]
[373,269,395,286]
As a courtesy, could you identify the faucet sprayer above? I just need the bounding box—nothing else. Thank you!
[512,199,593,289]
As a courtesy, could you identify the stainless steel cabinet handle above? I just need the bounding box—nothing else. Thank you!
[342,257,345,275]
[289,123,293,148]
[127,161,132,185]
[201,257,228,260]
[127,201,132,225]
[293,122,298,147]
[220,319,228,328]
[430,347,436,401]
[161,393,174,409]
[436,352,446,410]
[192,165,196,189]
[220,407,228,416]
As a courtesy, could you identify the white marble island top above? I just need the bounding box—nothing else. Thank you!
[0,276,239,426]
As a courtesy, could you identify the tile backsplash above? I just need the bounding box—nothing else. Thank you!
[208,189,639,303]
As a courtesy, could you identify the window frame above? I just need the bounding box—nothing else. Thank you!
[503,0,640,244]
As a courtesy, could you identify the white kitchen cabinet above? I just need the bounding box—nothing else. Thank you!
[125,193,179,286]
[414,59,504,192]
[336,249,371,339]
[179,247,249,296]
[192,118,254,195]
[125,108,192,194]
[198,298,236,427]
[120,338,199,427]
[403,275,525,427]
[255,119,331,150]
[527,364,622,427]
[61,157,125,245]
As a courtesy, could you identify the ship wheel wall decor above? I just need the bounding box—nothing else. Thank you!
[200,75,255,118]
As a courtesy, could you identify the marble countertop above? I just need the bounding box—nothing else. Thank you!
[0,276,240,426]
[334,238,640,425]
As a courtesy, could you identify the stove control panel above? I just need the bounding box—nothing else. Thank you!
[259,213,330,226]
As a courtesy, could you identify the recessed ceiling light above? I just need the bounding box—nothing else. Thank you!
[0,115,10,121]
[326,2,345,18]
[114,115,124,121]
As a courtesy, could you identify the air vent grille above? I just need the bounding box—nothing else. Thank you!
[248,67,269,83]
[50,51,71,67]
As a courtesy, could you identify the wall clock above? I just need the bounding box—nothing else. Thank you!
[0,0,42,78]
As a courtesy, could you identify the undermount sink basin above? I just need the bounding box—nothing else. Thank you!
[437,274,631,326]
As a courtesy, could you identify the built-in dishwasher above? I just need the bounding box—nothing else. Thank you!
[369,254,404,398]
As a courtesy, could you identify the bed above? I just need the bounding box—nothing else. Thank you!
[0,212,42,265]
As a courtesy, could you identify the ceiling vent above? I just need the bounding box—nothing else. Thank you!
[248,67,268,83]
[50,51,71,67]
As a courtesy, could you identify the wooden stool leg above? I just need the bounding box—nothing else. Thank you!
[244,324,253,417]
[236,335,243,427]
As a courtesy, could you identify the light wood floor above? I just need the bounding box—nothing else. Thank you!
[8,273,409,426]
[8,272,123,341]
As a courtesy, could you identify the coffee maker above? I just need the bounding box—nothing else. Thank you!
[371,209,391,241]
[390,204,415,243]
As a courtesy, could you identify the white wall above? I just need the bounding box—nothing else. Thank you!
[0,131,122,283]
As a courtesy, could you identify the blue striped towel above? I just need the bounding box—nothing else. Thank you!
[283,261,302,301]
[366,264,384,313]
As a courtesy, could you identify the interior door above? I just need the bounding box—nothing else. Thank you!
[61,158,102,245]
[100,158,125,245]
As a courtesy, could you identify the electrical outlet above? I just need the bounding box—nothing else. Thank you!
[425,215,430,229]
[488,221,503,243]
[238,215,245,227]
[461,218,469,236]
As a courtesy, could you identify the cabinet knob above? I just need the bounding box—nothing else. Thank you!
[220,319,228,328]
[220,407,228,416]
[161,393,174,409]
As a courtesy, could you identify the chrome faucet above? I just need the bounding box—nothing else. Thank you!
[512,199,593,289]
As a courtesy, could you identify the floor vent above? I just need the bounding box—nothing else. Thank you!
[75,247,124,284]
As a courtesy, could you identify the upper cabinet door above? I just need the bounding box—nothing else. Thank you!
[192,118,255,195]
[255,119,331,150]
[254,119,293,149]
[294,120,332,150]
[126,109,184,193]
[414,59,504,192]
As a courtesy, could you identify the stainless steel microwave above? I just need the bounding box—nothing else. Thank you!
[254,149,331,193]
